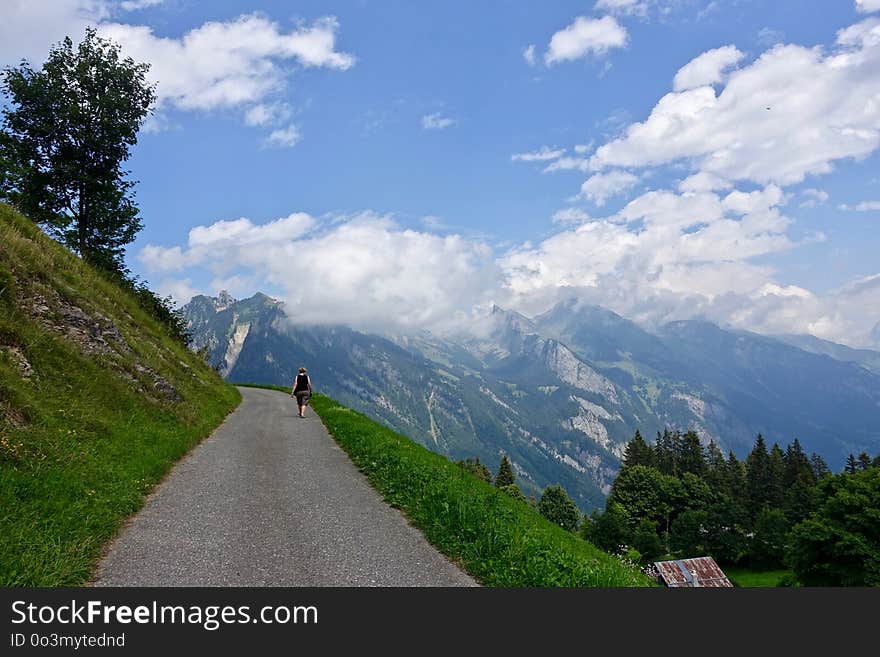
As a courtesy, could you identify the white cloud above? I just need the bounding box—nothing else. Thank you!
[523,44,536,66]
[511,146,566,162]
[855,200,880,211]
[856,0,880,14]
[264,123,302,148]
[140,213,498,334]
[97,14,354,112]
[799,188,829,208]
[579,170,640,205]
[542,157,592,173]
[422,113,456,130]
[154,277,201,305]
[120,0,164,11]
[672,45,744,91]
[594,0,648,16]
[590,23,880,186]
[544,16,628,66]
[0,0,109,66]
[552,208,592,224]
[243,103,290,127]
[678,171,732,192]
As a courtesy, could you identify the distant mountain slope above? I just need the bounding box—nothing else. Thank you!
[184,292,880,510]
[0,204,239,585]
[775,333,880,375]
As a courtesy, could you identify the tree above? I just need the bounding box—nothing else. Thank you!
[621,429,655,470]
[0,28,155,273]
[677,431,706,478]
[845,454,858,475]
[457,457,493,484]
[583,502,631,553]
[498,483,526,503]
[786,469,880,586]
[607,464,683,533]
[810,453,830,480]
[538,484,580,532]
[767,443,786,509]
[495,455,515,488]
[670,509,707,557]
[784,439,815,488]
[857,452,872,471]
[750,508,790,568]
[632,519,664,562]
[746,435,772,519]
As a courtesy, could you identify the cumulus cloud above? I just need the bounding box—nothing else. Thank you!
[264,124,302,148]
[99,15,354,113]
[678,171,733,193]
[799,188,829,208]
[854,200,880,211]
[672,45,744,91]
[511,146,566,162]
[139,213,498,334]
[523,44,537,66]
[594,0,648,15]
[544,16,628,65]
[856,0,880,14]
[243,103,290,127]
[579,170,640,205]
[497,186,880,345]
[0,0,109,66]
[589,22,880,186]
[422,113,456,130]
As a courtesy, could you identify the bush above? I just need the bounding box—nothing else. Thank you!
[538,484,581,532]
[499,483,526,503]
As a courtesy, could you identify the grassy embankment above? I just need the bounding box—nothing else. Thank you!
[239,383,651,587]
[0,204,240,585]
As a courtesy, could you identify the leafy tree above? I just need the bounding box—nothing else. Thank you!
[786,469,880,586]
[607,465,682,533]
[0,28,155,273]
[751,508,790,568]
[538,484,580,532]
[583,502,631,553]
[494,455,515,487]
[874,453,880,469]
[621,429,655,470]
[457,457,493,484]
[680,472,714,513]
[670,509,707,557]
[703,494,748,565]
[632,519,663,562]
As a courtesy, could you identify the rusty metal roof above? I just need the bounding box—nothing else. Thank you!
[653,557,733,588]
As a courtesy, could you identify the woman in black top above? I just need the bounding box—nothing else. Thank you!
[291,367,313,418]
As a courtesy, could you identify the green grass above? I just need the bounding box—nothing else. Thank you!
[289,390,651,587]
[0,204,240,585]
[725,568,794,587]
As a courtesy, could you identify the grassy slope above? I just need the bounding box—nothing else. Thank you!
[0,204,240,585]
[238,383,649,587]
[725,568,793,588]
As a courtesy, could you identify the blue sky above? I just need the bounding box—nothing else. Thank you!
[3,1,880,346]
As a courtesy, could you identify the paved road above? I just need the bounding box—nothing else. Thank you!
[93,387,476,586]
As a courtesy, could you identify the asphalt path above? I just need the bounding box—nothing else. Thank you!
[93,387,476,586]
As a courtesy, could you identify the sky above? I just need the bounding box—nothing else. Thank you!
[2,0,880,347]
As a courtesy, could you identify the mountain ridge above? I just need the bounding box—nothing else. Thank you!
[183,290,880,511]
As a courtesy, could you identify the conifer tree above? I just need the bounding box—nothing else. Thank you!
[845,454,858,475]
[746,435,772,519]
[810,453,830,480]
[621,429,655,470]
[678,431,706,478]
[767,443,786,509]
[857,452,872,471]
[784,438,815,488]
[495,455,515,488]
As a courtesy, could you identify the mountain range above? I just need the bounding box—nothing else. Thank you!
[183,292,880,511]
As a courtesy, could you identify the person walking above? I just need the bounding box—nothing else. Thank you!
[291,367,313,418]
